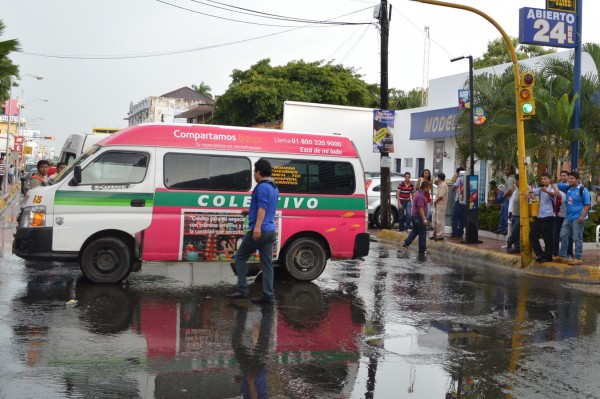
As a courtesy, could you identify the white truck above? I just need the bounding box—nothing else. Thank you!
[59,133,112,165]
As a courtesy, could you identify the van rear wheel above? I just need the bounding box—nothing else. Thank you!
[80,237,132,283]
[283,238,327,281]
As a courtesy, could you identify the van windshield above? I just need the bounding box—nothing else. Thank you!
[51,145,101,184]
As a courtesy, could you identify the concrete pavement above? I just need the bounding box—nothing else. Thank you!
[379,228,600,284]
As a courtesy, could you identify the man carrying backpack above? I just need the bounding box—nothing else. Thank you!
[555,171,591,266]
[551,170,573,259]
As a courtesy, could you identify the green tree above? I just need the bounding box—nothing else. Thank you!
[473,37,555,69]
[191,81,213,99]
[0,20,20,102]
[211,59,372,126]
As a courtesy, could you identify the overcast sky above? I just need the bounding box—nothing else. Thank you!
[3,0,599,148]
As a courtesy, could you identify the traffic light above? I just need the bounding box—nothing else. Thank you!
[518,72,535,120]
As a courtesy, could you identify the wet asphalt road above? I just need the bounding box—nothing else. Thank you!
[1,198,600,398]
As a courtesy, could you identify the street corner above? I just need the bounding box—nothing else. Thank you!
[525,261,600,283]
[378,229,408,243]
[378,229,522,269]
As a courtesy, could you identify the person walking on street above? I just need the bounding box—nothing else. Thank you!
[226,159,279,305]
[29,160,50,189]
[0,157,6,191]
[417,169,433,223]
[506,174,521,253]
[431,173,448,241]
[396,172,414,232]
[528,173,555,263]
[402,181,430,254]
[451,167,466,237]
[7,164,15,185]
[555,171,591,266]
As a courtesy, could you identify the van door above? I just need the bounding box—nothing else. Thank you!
[53,148,156,253]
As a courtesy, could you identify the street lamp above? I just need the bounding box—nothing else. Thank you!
[450,55,480,244]
[4,74,43,192]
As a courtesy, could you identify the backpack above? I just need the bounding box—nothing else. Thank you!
[553,191,562,216]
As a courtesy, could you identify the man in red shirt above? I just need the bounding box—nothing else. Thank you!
[402,181,430,254]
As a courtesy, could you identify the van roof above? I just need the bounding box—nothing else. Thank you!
[99,123,359,157]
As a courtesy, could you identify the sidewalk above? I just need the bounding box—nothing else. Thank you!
[0,183,20,213]
[378,228,600,284]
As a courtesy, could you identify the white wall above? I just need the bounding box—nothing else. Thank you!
[283,101,456,178]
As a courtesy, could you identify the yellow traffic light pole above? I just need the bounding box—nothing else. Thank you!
[410,0,533,266]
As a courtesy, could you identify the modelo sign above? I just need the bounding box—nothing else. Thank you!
[519,7,576,48]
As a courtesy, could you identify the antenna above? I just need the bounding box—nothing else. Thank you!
[421,26,430,106]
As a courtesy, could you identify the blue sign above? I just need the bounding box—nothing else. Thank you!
[410,107,459,140]
[519,7,576,48]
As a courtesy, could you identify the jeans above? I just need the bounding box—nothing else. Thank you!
[506,215,520,250]
[553,216,573,256]
[498,200,509,233]
[234,230,276,299]
[559,219,585,260]
[398,201,411,231]
[404,216,427,253]
[451,201,466,236]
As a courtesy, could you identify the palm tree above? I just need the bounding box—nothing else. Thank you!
[0,20,20,102]
[191,81,213,99]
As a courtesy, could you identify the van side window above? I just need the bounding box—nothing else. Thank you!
[164,153,251,191]
[81,151,149,184]
[264,158,355,195]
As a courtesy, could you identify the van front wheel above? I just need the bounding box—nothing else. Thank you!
[283,238,327,281]
[80,237,133,283]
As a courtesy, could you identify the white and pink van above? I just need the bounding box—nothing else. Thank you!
[14,124,370,283]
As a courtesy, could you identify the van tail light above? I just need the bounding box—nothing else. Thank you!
[365,179,372,190]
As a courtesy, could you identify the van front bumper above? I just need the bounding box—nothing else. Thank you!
[13,227,78,262]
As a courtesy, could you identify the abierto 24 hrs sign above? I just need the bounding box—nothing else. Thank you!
[519,7,576,48]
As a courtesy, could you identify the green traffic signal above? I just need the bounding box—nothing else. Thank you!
[522,103,534,114]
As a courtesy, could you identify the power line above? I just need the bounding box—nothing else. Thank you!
[197,0,372,25]
[18,4,376,60]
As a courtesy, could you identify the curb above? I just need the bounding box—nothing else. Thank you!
[0,184,20,215]
[378,229,600,284]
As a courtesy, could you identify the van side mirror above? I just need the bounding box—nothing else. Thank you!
[73,165,82,185]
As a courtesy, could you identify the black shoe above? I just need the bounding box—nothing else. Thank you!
[535,256,548,263]
[251,296,274,305]
[225,291,248,299]
[434,237,445,241]
[429,236,437,240]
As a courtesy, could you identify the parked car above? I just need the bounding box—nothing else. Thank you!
[367,177,437,228]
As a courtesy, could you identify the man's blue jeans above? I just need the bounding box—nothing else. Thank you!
[398,201,411,231]
[451,201,466,236]
[405,216,427,253]
[498,200,509,233]
[559,219,585,260]
[506,215,520,250]
[234,230,276,299]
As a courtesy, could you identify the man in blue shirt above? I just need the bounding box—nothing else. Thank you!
[226,159,279,304]
[527,173,555,263]
[555,171,591,265]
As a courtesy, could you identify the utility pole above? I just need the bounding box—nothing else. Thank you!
[379,0,391,229]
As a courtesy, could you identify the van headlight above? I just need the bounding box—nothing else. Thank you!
[20,206,46,228]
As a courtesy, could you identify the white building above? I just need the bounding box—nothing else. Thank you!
[284,50,599,199]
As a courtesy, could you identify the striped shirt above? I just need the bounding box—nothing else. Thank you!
[0,162,6,176]
[397,181,414,202]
